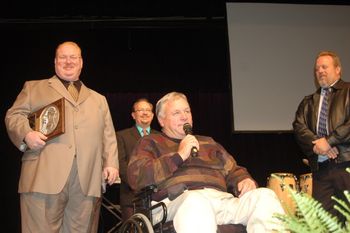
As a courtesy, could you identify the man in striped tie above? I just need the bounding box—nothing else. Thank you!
[293,51,350,222]
[117,98,160,221]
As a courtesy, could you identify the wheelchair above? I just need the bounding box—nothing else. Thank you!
[118,185,247,233]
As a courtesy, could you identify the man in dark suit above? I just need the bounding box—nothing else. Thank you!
[117,98,159,220]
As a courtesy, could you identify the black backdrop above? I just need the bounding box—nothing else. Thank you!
[0,1,325,231]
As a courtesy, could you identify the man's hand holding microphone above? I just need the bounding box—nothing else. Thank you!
[178,123,199,161]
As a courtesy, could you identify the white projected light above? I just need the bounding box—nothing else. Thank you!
[226,3,350,132]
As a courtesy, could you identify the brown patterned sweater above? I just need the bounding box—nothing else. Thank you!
[127,132,254,201]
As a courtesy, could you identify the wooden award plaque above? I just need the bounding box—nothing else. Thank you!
[28,98,65,140]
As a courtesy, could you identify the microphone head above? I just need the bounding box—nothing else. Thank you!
[183,123,193,135]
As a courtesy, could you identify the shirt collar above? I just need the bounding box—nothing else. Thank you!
[136,125,150,136]
[160,131,182,143]
[57,76,82,91]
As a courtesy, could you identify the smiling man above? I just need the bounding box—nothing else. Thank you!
[293,51,350,222]
[127,92,284,233]
[5,41,119,233]
[117,98,159,221]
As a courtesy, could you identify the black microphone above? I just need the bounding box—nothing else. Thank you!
[183,123,199,157]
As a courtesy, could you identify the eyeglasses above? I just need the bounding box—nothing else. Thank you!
[135,109,152,113]
[57,55,81,62]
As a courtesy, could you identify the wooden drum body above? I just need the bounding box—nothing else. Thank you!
[267,173,297,214]
[299,173,312,196]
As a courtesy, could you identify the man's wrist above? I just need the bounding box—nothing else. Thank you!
[19,141,28,152]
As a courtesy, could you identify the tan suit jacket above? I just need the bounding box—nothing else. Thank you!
[5,76,118,197]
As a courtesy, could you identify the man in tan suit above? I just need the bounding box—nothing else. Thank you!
[5,41,119,233]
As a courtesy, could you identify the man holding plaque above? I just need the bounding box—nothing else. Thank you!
[5,41,119,233]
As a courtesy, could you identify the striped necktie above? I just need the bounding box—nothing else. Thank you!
[68,82,79,101]
[318,88,330,137]
[142,128,148,137]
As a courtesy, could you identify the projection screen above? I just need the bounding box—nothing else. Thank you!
[226,3,350,132]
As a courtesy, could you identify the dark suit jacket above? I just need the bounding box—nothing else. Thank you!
[117,126,159,206]
[293,79,350,171]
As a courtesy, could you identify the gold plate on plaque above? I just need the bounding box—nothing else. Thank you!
[28,98,65,140]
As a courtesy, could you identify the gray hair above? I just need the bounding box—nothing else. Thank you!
[156,92,188,118]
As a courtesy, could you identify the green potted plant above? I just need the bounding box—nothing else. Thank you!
[273,169,350,233]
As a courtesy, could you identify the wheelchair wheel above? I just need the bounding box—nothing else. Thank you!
[118,213,154,233]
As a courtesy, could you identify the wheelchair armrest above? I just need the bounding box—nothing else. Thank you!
[134,184,158,200]
[132,185,158,219]
[140,184,158,193]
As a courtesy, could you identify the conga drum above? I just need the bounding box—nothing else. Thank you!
[267,173,297,214]
[299,173,312,196]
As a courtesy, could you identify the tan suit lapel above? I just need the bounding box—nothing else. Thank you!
[49,76,76,104]
[48,76,90,105]
[76,82,90,104]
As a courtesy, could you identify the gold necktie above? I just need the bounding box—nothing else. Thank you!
[68,82,79,101]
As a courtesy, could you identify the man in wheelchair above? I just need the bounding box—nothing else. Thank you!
[127,92,285,233]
